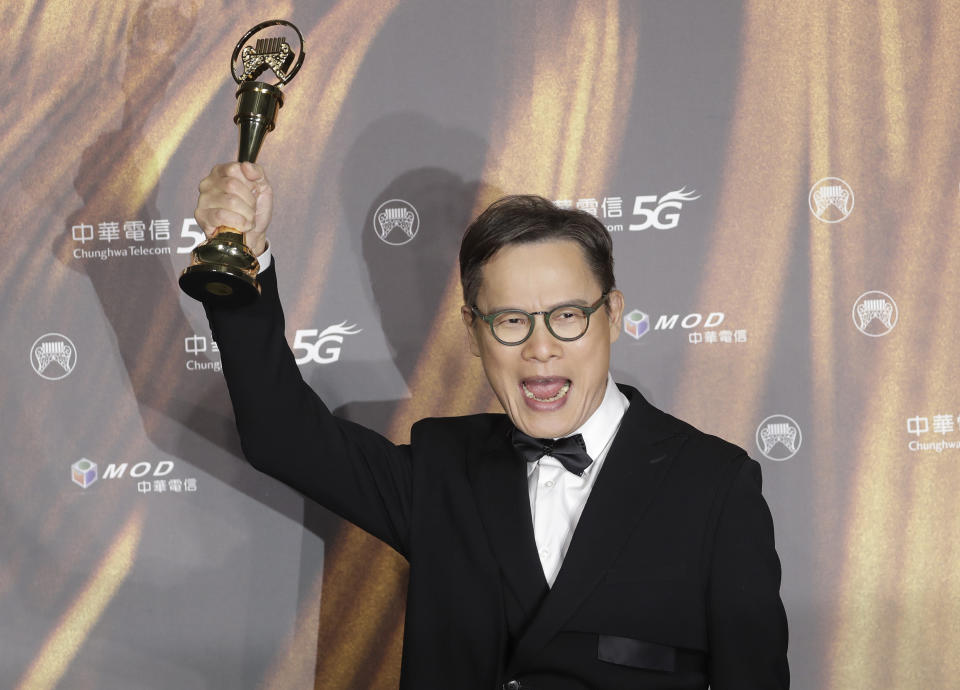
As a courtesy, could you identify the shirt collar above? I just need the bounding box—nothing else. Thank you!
[527,374,630,479]
[569,373,629,462]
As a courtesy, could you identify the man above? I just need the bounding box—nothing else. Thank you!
[196,162,789,689]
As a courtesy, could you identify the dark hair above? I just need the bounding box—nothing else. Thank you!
[459,194,616,311]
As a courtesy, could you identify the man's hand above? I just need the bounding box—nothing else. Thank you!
[195,162,273,256]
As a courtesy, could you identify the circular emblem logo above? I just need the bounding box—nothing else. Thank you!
[852,290,898,337]
[809,177,854,223]
[31,333,77,380]
[755,414,802,461]
[231,20,305,86]
[373,199,419,246]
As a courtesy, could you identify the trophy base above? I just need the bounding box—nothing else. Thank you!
[179,263,261,308]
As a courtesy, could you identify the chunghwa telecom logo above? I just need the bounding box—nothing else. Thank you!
[852,291,898,337]
[618,306,747,346]
[31,333,77,380]
[373,199,419,246]
[71,458,98,488]
[809,177,854,223]
[755,415,802,461]
[68,458,199,495]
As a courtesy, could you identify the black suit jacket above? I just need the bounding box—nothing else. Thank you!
[207,264,789,689]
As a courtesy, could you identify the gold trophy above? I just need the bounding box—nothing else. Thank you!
[179,20,305,307]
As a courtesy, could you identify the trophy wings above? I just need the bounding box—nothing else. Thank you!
[240,37,295,82]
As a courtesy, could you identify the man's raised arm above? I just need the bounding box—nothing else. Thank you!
[195,163,414,556]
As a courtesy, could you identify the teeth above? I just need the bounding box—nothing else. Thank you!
[522,381,570,402]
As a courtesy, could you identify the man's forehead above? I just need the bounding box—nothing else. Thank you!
[475,240,600,309]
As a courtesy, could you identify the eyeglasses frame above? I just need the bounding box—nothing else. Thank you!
[471,292,610,346]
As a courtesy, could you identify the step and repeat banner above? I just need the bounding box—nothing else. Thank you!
[3,1,958,688]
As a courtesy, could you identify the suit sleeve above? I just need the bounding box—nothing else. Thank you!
[706,456,789,689]
[204,261,413,557]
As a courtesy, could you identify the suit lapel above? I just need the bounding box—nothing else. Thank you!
[507,385,688,674]
[467,416,550,621]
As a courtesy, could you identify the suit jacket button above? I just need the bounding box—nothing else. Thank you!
[503,682,521,690]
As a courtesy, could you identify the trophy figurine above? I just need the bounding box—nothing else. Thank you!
[179,20,305,307]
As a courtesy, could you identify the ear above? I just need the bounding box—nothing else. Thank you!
[605,289,625,343]
[461,305,481,356]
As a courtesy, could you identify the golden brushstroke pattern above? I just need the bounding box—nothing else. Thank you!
[828,4,960,688]
[481,0,636,199]
[805,0,844,558]
[671,1,806,434]
[312,526,406,689]
[823,3,897,686]
[669,4,960,688]
[2,2,400,688]
[15,509,144,690]
[388,0,637,440]
[4,5,203,685]
[2,1,138,307]
[278,0,402,331]
[9,2,960,689]
[3,3,247,426]
[258,570,324,690]
[877,0,909,180]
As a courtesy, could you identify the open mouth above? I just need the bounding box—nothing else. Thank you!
[521,378,571,403]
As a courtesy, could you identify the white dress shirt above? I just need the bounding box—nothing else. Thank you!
[256,244,273,272]
[527,374,629,586]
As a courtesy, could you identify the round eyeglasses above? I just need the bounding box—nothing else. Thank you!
[471,293,609,345]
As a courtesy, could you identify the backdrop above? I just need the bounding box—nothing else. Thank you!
[3,1,959,688]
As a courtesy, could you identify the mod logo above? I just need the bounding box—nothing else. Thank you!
[71,458,98,488]
[102,461,175,479]
[623,309,650,339]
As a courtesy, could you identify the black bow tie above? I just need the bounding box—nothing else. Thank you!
[510,428,593,476]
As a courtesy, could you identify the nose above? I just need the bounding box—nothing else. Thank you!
[520,314,561,362]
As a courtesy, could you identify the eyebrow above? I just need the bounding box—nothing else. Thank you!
[482,297,594,313]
